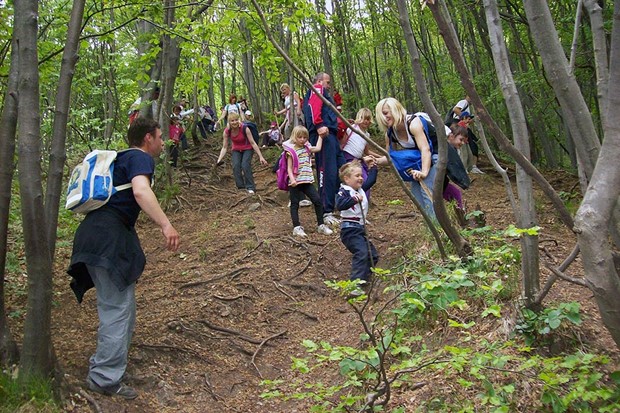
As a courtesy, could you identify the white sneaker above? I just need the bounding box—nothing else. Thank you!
[323,213,340,226]
[247,189,255,194]
[299,199,313,207]
[293,226,307,237]
[317,224,334,235]
[470,166,484,174]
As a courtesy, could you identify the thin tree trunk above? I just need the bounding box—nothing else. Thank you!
[523,0,600,180]
[0,38,20,367]
[569,0,584,73]
[395,0,470,258]
[44,0,86,261]
[484,0,539,307]
[15,0,55,378]
[575,0,620,349]
[583,0,609,130]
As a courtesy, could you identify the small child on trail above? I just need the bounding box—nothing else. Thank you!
[335,161,379,296]
[287,126,334,237]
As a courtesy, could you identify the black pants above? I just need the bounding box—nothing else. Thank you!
[289,183,323,227]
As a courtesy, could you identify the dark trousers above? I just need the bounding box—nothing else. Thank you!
[289,183,323,227]
[309,132,345,214]
[340,223,379,282]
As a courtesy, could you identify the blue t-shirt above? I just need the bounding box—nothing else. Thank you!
[109,149,155,226]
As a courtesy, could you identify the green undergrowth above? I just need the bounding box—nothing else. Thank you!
[0,371,60,413]
[261,224,620,412]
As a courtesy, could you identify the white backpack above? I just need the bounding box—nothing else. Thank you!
[65,149,133,214]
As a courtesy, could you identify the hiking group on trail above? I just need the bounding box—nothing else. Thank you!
[68,71,483,400]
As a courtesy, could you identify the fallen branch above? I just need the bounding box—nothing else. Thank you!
[283,306,319,321]
[284,257,312,282]
[179,267,252,289]
[272,281,298,302]
[196,319,264,345]
[241,240,264,260]
[284,282,324,294]
[535,244,581,304]
[252,330,287,379]
[213,293,252,302]
[79,389,103,413]
[136,343,208,362]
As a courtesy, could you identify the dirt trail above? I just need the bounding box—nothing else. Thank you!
[50,143,615,412]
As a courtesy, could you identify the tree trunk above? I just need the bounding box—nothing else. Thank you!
[583,0,609,130]
[574,0,620,349]
[484,0,540,307]
[523,0,600,180]
[44,0,86,261]
[395,0,471,258]
[426,0,575,233]
[15,0,55,378]
[0,38,20,368]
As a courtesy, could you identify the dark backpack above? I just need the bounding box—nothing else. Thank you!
[243,121,260,144]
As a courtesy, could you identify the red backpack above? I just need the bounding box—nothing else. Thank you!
[276,145,310,191]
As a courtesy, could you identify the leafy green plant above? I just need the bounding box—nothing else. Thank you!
[515,302,582,348]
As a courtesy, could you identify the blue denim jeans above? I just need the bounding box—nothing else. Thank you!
[231,150,255,191]
[410,154,438,219]
[340,222,379,282]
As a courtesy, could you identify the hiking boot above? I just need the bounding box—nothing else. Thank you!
[293,226,307,237]
[470,166,484,174]
[299,199,313,207]
[86,377,138,400]
[323,213,340,226]
[317,224,334,235]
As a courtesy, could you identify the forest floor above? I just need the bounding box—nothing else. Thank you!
[11,137,618,412]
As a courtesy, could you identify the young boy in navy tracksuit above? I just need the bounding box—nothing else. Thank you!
[335,160,379,289]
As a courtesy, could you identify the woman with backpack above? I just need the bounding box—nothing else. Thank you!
[375,97,437,219]
[216,113,268,194]
[216,94,244,129]
[275,83,302,139]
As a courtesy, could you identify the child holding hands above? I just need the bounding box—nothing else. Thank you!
[335,161,379,292]
[287,126,334,237]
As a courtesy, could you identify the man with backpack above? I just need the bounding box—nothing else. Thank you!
[303,72,346,226]
[67,117,180,400]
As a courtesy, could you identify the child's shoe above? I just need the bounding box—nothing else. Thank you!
[293,226,307,237]
[300,199,313,207]
[323,212,340,226]
[317,224,334,235]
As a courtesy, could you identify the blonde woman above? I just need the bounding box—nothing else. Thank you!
[375,97,436,218]
[216,113,267,194]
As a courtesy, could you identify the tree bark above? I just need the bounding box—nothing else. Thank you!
[583,0,609,130]
[0,38,20,368]
[395,0,471,258]
[523,0,600,180]
[574,0,620,349]
[44,0,86,261]
[15,0,56,378]
[426,0,575,232]
[484,0,540,307]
